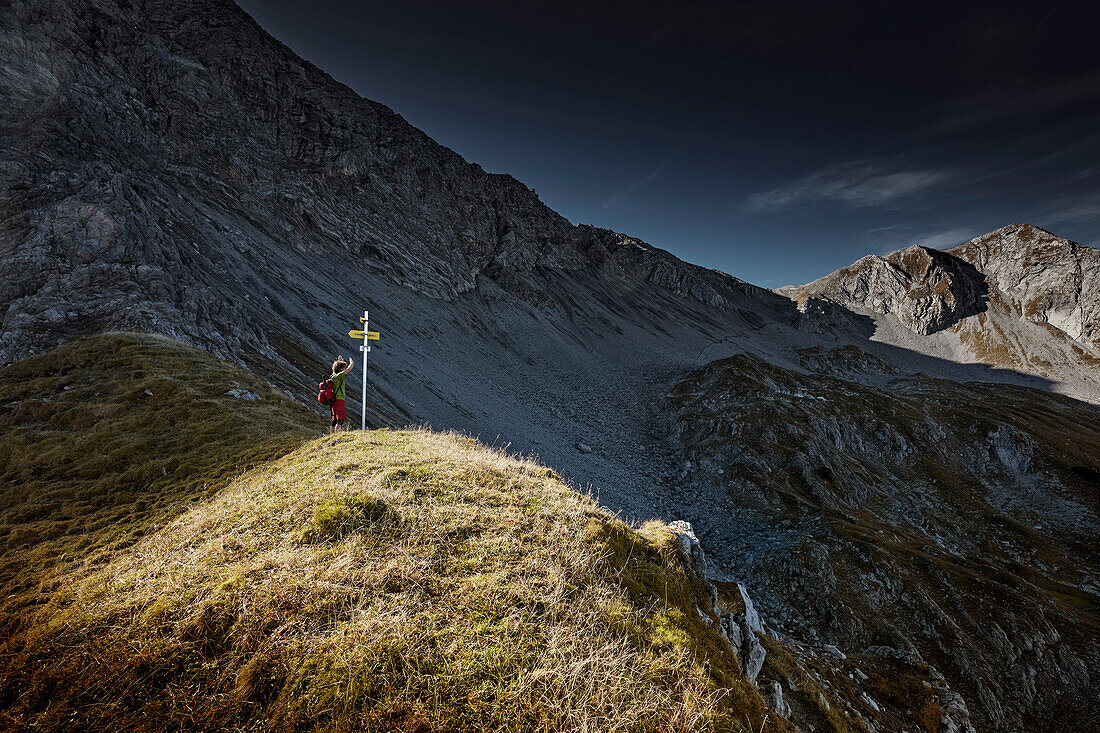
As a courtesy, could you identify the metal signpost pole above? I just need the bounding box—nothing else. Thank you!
[360,309,369,431]
[348,312,379,431]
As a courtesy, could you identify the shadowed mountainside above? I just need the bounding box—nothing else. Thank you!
[666,348,1100,730]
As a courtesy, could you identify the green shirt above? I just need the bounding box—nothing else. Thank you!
[332,371,347,400]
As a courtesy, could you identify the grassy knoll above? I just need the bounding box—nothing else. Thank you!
[0,335,778,732]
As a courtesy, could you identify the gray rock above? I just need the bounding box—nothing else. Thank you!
[780,244,987,335]
[767,681,791,719]
[226,387,260,400]
[951,224,1099,349]
[740,623,767,685]
[574,442,592,454]
[738,582,763,634]
[668,520,707,580]
[669,521,766,685]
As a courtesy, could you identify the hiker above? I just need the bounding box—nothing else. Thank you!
[323,355,353,433]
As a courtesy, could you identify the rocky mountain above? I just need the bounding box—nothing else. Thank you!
[781,225,1100,399]
[952,224,1099,348]
[1,0,1098,730]
[0,0,795,513]
[780,244,988,336]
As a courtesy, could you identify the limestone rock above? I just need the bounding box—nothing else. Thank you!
[738,581,763,634]
[739,628,767,685]
[668,520,707,580]
[669,521,766,685]
[780,244,986,335]
[951,224,1099,349]
[767,681,791,719]
[779,225,1100,392]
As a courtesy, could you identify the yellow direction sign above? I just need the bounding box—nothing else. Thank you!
[349,330,381,340]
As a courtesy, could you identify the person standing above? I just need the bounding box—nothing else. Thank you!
[329,355,353,433]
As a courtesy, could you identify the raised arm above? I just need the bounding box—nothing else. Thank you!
[344,358,354,374]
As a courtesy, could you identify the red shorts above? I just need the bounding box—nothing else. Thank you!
[331,399,346,421]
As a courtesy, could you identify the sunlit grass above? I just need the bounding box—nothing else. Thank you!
[0,336,780,732]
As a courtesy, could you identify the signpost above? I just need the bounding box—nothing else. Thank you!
[347,310,380,430]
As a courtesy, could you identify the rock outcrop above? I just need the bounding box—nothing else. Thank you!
[780,227,1100,398]
[766,681,791,719]
[950,224,1100,348]
[780,244,987,335]
[669,521,768,686]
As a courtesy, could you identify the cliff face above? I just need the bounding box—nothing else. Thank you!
[780,245,987,335]
[780,226,1100,395]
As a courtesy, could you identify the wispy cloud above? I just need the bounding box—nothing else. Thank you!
[1046,200,1100,227]
[864,224,977,254]
[602,162,667,209]
[744,160,949,212]
[909,227,977,251]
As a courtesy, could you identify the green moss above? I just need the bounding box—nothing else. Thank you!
[298,496,396,543]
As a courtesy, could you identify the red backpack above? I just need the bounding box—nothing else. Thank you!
[317,377,335,406]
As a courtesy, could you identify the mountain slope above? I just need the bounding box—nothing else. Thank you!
[950,224,1099,348]
[0,0,765,366]
[0,0,804,516]
[0,332,316,626]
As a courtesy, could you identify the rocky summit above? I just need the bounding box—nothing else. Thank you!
[1,1,1098,731]
[782,224,1100,397]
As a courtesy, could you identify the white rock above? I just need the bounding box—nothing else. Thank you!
[738,582,763,634]
[768,680,791,719]
[226,387,261,400]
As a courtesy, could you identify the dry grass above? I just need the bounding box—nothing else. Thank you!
[1,426,774,732]
[0,333,318,636]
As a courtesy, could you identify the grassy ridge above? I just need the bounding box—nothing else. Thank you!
[0,333,318,631]
[0,335,779,732]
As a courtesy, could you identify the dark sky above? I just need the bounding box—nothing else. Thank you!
[237,0,1100,287]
